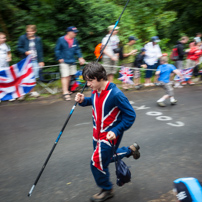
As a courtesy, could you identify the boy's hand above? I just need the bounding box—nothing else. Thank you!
[141,64,147,69]
[106,131,116,140]
[25,51,32,56]
[79,58,85,65]
[59,59,64,63]
[39,62,45,67]
[75,93,84,103]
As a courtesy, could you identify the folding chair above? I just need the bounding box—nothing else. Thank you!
[38,67,60,94]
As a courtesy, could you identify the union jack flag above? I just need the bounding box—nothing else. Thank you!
[91,83,120,172]
[174,67,194,82]
[0,56,36,101]
[118,66,134,84]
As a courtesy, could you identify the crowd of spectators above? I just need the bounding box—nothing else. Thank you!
[0,24,202,103]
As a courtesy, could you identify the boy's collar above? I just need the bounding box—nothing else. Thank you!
[92,81,110,94]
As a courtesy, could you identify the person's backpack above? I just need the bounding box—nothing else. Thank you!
[109,140,131,186]
[94,43,102,59]
[170,46,179,61]
[118,46,124,60]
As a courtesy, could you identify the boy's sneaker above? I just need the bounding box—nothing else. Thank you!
[171,99,177,105]
[30,91,40,98]
[9,98,16,102]
[174,82,183,88]
[129,142,140,160]
[18,95,25,101]
[187,80,195,85]
[181,81,187,86]
[90,189,114,202]
[157,101,166,107]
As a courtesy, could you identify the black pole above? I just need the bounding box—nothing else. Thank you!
[28,0,130,197]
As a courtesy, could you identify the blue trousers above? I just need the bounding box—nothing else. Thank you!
[145,64,157,78]
[91,140,131,190]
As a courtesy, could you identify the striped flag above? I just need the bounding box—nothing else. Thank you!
[118,66,134,84]
[0,56,36,101]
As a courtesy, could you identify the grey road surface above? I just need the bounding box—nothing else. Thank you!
[1,84,202,202]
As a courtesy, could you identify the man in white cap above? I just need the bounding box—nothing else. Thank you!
[101,25,120,82]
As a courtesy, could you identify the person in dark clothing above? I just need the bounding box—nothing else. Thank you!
[175,36,189,69]
[133,48,147,89]
[17,25,45,98]
[55,26,85,101]
[174,36,189,88]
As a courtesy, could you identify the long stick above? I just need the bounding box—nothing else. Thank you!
[28,0,130,197]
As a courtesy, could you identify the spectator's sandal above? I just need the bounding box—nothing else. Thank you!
[63,93,71,101]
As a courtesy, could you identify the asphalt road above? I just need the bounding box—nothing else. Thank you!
[1,84,202,202]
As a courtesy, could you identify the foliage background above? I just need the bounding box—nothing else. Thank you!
[0,0,202,64]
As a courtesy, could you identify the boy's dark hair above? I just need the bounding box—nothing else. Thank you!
[82,62,107,81]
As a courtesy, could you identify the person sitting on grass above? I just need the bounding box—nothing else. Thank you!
[155,56,182,107]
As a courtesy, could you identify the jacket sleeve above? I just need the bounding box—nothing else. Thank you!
[17,35,27,55]
[79,97,92,107]
[177,44,186,57]
[110,92,136,137]
[55,38,62,61]
[37,37,44,62]
[75,40,82,58]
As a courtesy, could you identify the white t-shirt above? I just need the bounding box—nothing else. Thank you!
[102,34,120,59]
[29,39,37,61]
[0,43,10,68]
[144,42,162,65]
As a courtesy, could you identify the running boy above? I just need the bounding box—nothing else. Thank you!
[75,62,140,202]
[156,56,182,107]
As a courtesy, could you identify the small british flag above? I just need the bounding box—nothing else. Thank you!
[174,67,194,82]
[118,66,134,84]
[0,56,36,101]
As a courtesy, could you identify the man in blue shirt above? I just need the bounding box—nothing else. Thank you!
[155,56,182,107]
[55,26,85,101]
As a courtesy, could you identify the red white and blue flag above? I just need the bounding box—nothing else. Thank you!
[174,67,194,82]
[118,66,134,84]
[0,56,36,101]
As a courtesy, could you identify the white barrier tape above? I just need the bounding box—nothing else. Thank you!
[1,61,157,71]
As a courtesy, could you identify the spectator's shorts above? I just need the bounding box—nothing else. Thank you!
[145,64,156,78]
[185,59,196,69]
[32,60,40,79]
[102,58,117,75]
[175,60,184,69]
[160,82,174,97]
[59,63,77,77]
[134,69,140,79]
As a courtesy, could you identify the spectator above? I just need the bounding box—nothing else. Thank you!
[0,32,12,103]
[155,56,182,107]
[189,32,201,48]
[144,36,162,86]
[55,26,85,101]
[182,41,202,85]
[174,36,189,88]
[17,25,44,99]
[0,32,12,69]
[122,36,138,89]
[133,48,147,89]
[102,25,120,83]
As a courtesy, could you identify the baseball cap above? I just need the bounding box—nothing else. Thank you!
[194,37,201,43]
[108,25,120,31]
[173,177,202,202]
[141,48,146,52]
[128,36,138,41]
[66,26,79,33]
[151,36,160,43]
